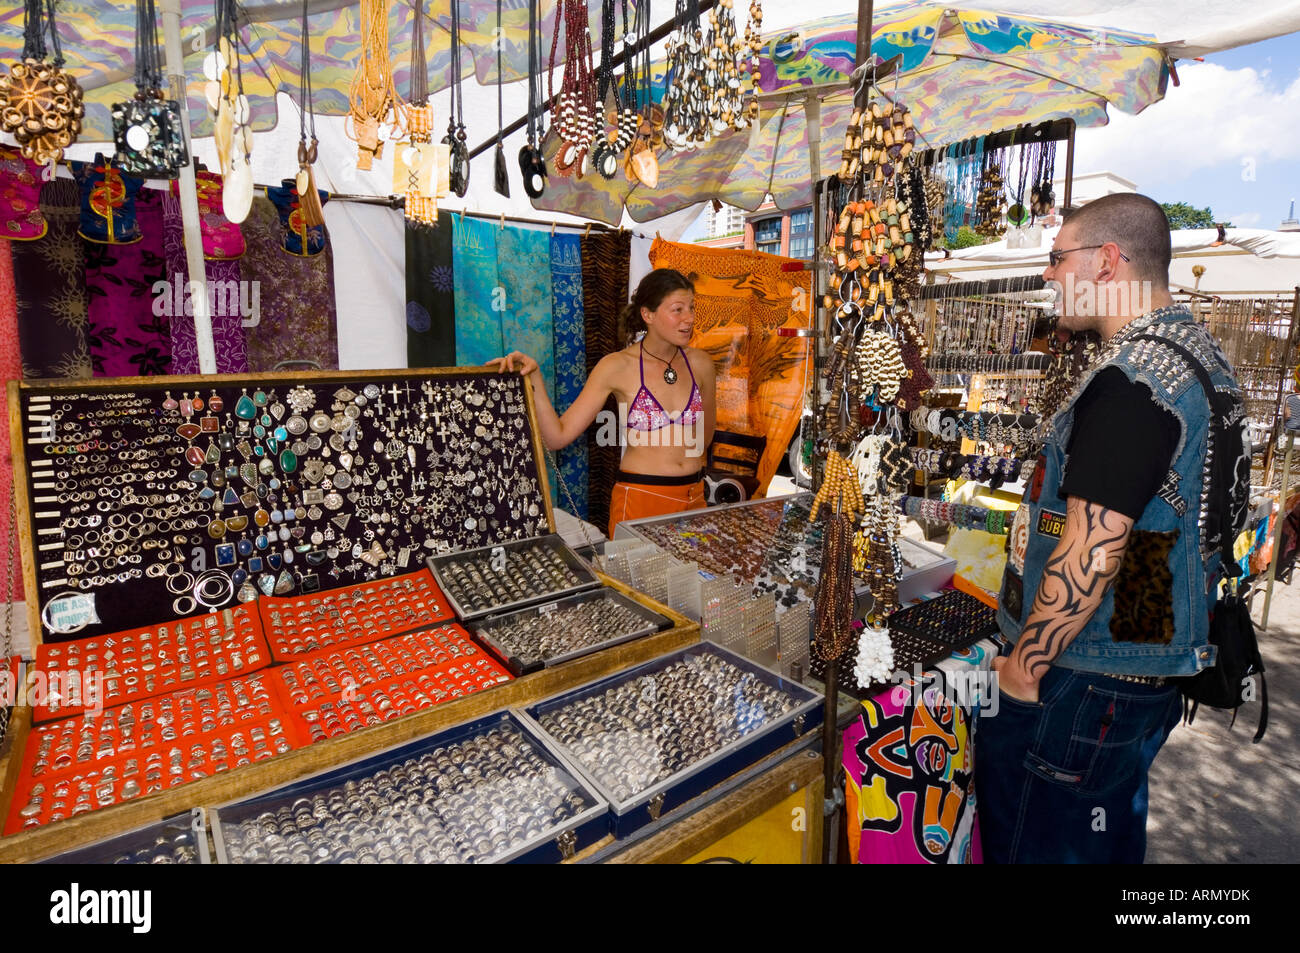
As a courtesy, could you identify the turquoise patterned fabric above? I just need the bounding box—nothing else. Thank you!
[452,215,503,367]
[551,232,588,520]
[497,226,556,505]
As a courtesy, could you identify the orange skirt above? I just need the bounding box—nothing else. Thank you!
[608,471,706,539]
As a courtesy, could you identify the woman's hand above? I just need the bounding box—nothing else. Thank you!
[486,351,538,376]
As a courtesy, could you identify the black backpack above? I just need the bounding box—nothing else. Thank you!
[1135,334,1267,742]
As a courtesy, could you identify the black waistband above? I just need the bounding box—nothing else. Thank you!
[616,469,705,487]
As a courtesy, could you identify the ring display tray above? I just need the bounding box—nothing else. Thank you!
[471,587,673,676]
[521,641,822,838]
[36,809,211,865]
[427,533,600,622]
[209,710,608,864]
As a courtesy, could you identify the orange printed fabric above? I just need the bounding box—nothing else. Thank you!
[649,238,812,494]
[608,480,706,539]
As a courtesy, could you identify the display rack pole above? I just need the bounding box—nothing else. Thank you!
[160,0,218,375]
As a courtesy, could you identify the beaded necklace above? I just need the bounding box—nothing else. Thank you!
[550,0,597,178]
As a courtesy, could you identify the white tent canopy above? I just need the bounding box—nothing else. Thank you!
[926,225,1300,296]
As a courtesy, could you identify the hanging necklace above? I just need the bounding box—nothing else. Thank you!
[492,0,509,196]
[550,0,596,178]
[295,0,325,229]
[643,341,680,385]
[443,0,469,196]
[518,0,548,197]
[0,0,84,165]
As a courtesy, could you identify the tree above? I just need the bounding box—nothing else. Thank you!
[949,225,989,249]
[1160,202,1219,229]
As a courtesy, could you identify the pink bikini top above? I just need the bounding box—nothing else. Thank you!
[627,342,703,432]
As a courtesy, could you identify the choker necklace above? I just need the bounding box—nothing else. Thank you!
[643,341,679,385]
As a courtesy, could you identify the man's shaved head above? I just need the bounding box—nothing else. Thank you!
[1063,193,1172,286]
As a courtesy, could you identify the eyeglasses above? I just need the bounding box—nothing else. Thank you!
[1047,245,1131,267]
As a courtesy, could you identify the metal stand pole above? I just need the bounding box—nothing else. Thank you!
[1261,430,1294,629]
[160,0,217,375]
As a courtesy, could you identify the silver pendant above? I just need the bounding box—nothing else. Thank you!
[663,367,678,385]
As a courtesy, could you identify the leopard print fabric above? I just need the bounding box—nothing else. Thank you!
[1110,529,1178,644]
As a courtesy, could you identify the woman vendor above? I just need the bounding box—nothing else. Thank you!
[489,268,716,538]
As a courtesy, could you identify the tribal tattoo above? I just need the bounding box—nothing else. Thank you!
[1016,497,1134,680]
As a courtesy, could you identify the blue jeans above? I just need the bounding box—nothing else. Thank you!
[974,663,1182,863]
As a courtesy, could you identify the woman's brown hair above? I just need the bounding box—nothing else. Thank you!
[619,268,695,345]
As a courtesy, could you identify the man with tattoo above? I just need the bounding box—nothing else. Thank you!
[976,194,1245,863]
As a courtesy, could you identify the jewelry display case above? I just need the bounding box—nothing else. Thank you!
[426,533,600,621]
[36,809,210,864]
[470,587,674,676]
[7,368,553,647]
[521,641,822,839]
[209,710,609,864]
[614,494,825,613]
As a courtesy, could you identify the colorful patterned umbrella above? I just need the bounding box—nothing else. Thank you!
[534,3,1172,223]
[0,0,628,141]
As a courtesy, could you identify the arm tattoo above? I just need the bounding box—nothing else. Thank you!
[1017,497,1133,680]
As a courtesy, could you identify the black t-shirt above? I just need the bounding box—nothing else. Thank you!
[1058,367,1180,520]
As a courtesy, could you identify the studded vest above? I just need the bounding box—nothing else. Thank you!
[997,306,1244,677]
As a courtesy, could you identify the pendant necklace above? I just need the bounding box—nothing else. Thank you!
[643,341,679,385]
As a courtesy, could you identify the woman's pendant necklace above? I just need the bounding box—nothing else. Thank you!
[663,364,678,385]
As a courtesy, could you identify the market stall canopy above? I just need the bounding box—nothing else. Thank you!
[0,0,628,140]
[534,0,1300,223]
[926,225,1300,295]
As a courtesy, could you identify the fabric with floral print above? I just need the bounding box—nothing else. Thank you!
[85,187,171,377]
[161,192,249,374]
[0,147,47,240]
[10,179,91,379]
[172,170,244,259]
[405,211,455,367]
[239,196,339,372]
[551,232,588,519]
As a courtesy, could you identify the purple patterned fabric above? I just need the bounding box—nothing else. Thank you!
[239,196,339,372]
[162,192,249,374]
[84,188,170,377]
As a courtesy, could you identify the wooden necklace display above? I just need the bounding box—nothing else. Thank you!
[0,0,84,166]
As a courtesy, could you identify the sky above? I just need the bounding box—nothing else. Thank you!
[683,5,1300,238]
[1074,31,1300,228]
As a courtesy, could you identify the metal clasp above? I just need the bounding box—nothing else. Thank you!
[794,713,806,736]
[647,792,666,821]
[556,829,577,860]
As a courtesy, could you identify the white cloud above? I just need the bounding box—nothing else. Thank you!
[1226,211,1263,227]
[1073,62,1300,184]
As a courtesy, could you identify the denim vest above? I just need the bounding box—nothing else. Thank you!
[997,307,1243,677]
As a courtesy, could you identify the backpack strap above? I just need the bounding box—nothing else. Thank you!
[1134,333,1240,575]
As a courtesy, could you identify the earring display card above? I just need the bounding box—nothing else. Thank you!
[258,568,454,662]
[471,587,673,676]
[522,641,822,839]
[426,533,600,622]
[10,371,552,644]
[30,604,271,722]
[209,710,609,864]
[8,671,303,836]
